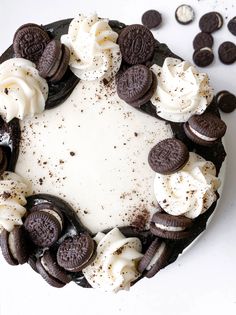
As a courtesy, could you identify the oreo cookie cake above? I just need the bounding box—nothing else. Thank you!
[0,13,226,292]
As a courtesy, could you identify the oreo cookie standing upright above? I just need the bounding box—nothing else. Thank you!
[216,91,236,113]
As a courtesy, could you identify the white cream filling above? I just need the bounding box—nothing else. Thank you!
[41,256,50,273]
[200,47,213,53]
[155,223,185,232]
[189,125,217,141]
[176,5,194,23]
[146,242,166,271]
[216,13,223,28]
[8,232,18,260]
[40,209,63,230]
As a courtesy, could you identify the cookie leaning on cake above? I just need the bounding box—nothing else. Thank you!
[0,13,226,292]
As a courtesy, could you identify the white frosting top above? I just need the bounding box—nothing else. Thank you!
[151,58,214,122]
[61,13,121,81]
[0,171,31,232]
[83,228,143,292]
[15,79,173,234]
[154,152,220,219]
[0,58,48,122]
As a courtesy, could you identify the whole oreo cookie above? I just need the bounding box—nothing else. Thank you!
[228,17,236,36]
[193,47,214,67]
[0,226,30,266]
[13,24,50,63]
[216,90,236,113]
[148,138,189,174]
[118,24,155,65]
[57,233,96,272]
[193,32,214,50]
[184,112,227,146]
[49,44,70,83]
[0,147,8,175]
[199,12,223,33]
[142,10,162,29]
[218,41,236,65]
[150,211,194,240]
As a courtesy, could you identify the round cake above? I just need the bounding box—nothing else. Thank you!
[0,13,226,292]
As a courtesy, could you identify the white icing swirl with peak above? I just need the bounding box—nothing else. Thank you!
[83,228,143,292]
[154,152,220,219]
[151,57,214,122]
[0,171,31,232]
[61,13,121,81]
[0,58,48,122]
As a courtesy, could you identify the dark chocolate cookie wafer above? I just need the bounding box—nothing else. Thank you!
[13,24,50,63]
[49,44,70,83]
[57,233,96,272]
[184,112,226,146]
[228,17,236,36]
[142,10,162,29]
[199,12,223,33]
[193,32,214,50]
[150,212,194,240]
[218,41,236,65]
[193,47,214,67]
[216,90,236,113]
[0,147,7,175]
[0,226,29,266]
[118,24,155,65]
[175,4,195,25]
[148,138,189,174]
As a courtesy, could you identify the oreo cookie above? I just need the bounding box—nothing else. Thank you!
[199,12,223,33]
[24,203,64,247]
[138,238,172,278]
[116,65,157,107]
[148,138,189,174]
[0,226,29,266]
[193,47,214,67]
[142,10,162,29]
[0,147,7,175]
[216,91,236,113]
[193,32,214,50]
[175,4,195,25]
[184,112,227,146]
[13,23,50,63]
[118,24,155,65]
[228,17,236,36]
[150,211,194,240]
[218,41,236,65]
[49,44,70,83]
[57,233,96,272]
[36,250,71,288]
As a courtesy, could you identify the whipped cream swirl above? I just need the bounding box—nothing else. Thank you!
[151,58,214,122]
[83,228,143,292]
[61,13,121,81]
[0,58,48,122]
[154,152,220,219]
[0,171,31,232]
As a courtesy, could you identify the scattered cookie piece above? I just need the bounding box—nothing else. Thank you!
[0,226,29,266]
[228,17,236,36]
[199,12,223,33]
[13,23,50,63]
[218,41,236,65]
[150,211,194,240]
[148,138,189,174]
[142,10,162,29]
[175,4,195,25]
[184,112,227,146]
[216,91,236,113]
[0,147,7,175]
[193,47,214,67]
[57,233,96,272]
[193,32,214,50]
[118,24,155,65]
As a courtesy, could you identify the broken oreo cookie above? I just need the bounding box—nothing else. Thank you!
[216,91,236,113]
[193,32,214,50]
[218,41,236,65]
[175,4,195,25]
[199,12,223,33]
[193,47,214,67]
[142,10,162,29]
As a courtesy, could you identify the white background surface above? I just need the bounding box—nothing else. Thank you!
[0,0,235,314]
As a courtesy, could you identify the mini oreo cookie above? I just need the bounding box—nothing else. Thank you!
[36,250,71,288]
[13,24,50,63]
[199,12,223,33]
[175,4,195,25]
[184,112,227,146]
[138,238,172,278]
[148,138,189,174]
[142,10,162,29]
[150,211,194,240]
[218,41,236,65]
[57,233,96,272]
[49,44,70,83]
[193,32,214,50]
[0,226,29,266]
[228,17,236,36]
[0,147,7,175]
[216,91,236,113]
[193,47,214,67]
[118,24,155,65]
